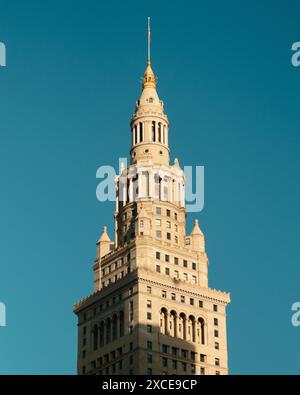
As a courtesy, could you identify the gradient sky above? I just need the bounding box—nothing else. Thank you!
[0,0,300,374]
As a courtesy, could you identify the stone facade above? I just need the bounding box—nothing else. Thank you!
[74,38,230,375]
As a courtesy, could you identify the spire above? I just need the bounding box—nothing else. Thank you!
[142,17,156,89]
[191,219,204,236]
[98,226,110,243]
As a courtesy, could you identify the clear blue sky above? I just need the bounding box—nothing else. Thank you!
[0,0,300,374]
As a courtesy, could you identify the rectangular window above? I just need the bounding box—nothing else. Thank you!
[215,358,220,366]
[165,267,170,275]
[192,262,197,270]
[147,312,152,320]
[182,362,187,371]
[166,209,171,217]
[147,341,152,350]
[166,232,171,240]
[199,300,203,308]
[213,304,218,312]
[183,260,188,268]
[147,286,152,294]
[140,220,144,228]
[147,368,152,375]
[172,347,178,356]
[192,276,197,284]
[147,354,152,364]
[175,224,178,231]
[175,235,178,243]
[174,213,178,220]
[200,354,206,363]
[214,330,219,338]
[162,357,168,367]
[162,290,167,298]
[201,367,205,375]
[147,325,152,333]
[130,342,133,351]
[190,298,194,305]
[165,254,170,262]
[156,251,160,260]
[215,342,219,350]
[172,359,177,369]
[166,221,171,228]
[183,273,188,281]
[180,295,185,303]
[156,230,162,238]
[156,207,161,215]
[156,219,162,227]
[191,351,196,361]
[191,364,196,374]
[214,318,219,326]
[156,265,161,273]
[147,300,152,308]
[162,344,169,353]
[216,371,220,375]
[171,293,176,301]
[174,257,179,265]
[182,349,188,359]
[174,270,179,278]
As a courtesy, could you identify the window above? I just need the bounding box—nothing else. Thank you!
[214,330,219,338]
[139,122,143,142]
[201,367,205,375]
[147,341,152,350]
[166,209,171,217]
[174,270,179,278]
[166,221,171,228]
[166,232,171,240]
[192,262,197,270]
[147,300,152,308]
[172,347,178,356]
[213,304,218,312]
[147,325,152,333]
[165,254,170,262]
[162,357,168,367]
[129,355,133,364]
[180,296,185,303]
[199,300,203,308]
[140,220,144,228]
[162,344,169,353]
[171,293,176,301]
[183,273,188,281]
[172,360,177,369]
[162,290,167,298]
[215,342,219,350]
[147,354,152,364]
[214,318,219,326]
[147,286,152,294]
[183,260,188,268]
[175,236,178,243]
[147,312,152,320]
[216,371,220,375]
[165,267,170,275]
[156,230,162,238]
[175,224,178,232]
[83,326,87,335]
[147,368,153,375]
[190,298,194,306]
[215,358,220,366]
[182,349,188,359]
[156,207,161,215]
[156,265,161,273]
[156,251,160,260]
[191,352,196,361]
[119,360,123,370]
[174,213,178,220]
[174,257,179,265]
[82,350,86,359]
[130,342,133,351]
[191,364,196,374]
[182,362,187,371]
[156,219,162,227]
[200,354,206,363]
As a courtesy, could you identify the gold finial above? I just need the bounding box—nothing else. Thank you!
[142,17,156,89]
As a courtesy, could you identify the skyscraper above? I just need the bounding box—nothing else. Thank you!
[74,20,230,375]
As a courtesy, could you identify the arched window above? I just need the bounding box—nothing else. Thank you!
[152,121,156,141]
[112,314,118,341]
[189,315,196,342]
[179,313,187,340]
[163,125,166,144]
[160,308,168,335]
[119,311,124,337]
[106,317,111,344]
[170,310,177,337]
[134,125,137,145]
[198,317,205,345]
[139,122,143,142]
[99,321,104,347]
[93,324,98,351]
[158,122,162,142]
